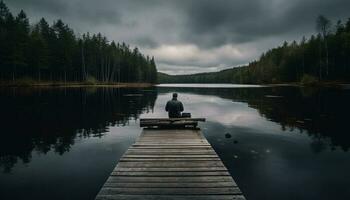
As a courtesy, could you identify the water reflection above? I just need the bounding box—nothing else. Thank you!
[0,87,157,172]
[1,86,349,173]
[0,85,350,200]
[157,86,350,152]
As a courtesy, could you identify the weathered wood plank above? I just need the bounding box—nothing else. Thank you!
[130,144,212,149]
[103,182,236,188]
[138,137,206,140]
[136,140,208,142]
[138,140,206,142]
[127,149,215,154]
[111,171,231,176]
[123,155,218,158]
[116,161,225,168]
[126,149,214,152]
[98,187,241,195]
[96,195,246,200]
[129,146,212,149]
[138,135,205,138]
[137,137,206,140]
[113,167,227,172]
[128,148,213,151]
[125,152,217,155]
[138,134,204,137]
[133,143,210,146]
[133,144,210,146]
[120,158,221,162]
[106,176,235,183]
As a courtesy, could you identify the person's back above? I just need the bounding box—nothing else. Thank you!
[165,93,184,118]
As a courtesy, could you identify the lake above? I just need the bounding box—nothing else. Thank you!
[0,84,350,200]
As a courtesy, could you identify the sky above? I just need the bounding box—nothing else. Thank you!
[6,0,350,75]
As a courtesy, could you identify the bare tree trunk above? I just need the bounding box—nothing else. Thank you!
[110,62,116,82]
[107,56,111,82]
[319,42,322,81]
[103,56,107,82]
[81,43,86,81]
[118,68,120,83]
[101,55,104,82]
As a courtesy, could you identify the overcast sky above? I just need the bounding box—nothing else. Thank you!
[6,0,350,74]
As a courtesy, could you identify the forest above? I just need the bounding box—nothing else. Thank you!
[0,1,157,84]
[159,15,350,84]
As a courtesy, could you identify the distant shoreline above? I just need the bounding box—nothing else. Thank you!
[1,81,349,88]
[0,82,154,88]
[266,81,350,88]
[158,82,350,87]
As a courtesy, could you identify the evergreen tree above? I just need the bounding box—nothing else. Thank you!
[0,0,12,78]
[159,15,350,84]
[28,25,48,81]
[0,1,157,84]
[11,10,29,80]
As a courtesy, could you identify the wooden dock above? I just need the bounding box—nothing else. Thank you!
[95,123,246,200]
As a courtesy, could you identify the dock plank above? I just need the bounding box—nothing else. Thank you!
[103,182,236,188]
[111,171,231,176]
[95,128,245,200]
[106,176,235,183]
[119,159,221,162]
[113,167,227,172]
[96,195,246,200]
[98,187,241,195]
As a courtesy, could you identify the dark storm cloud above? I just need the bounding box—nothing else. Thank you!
[9,0,66,11]
[5,0,350,74]
[8,0,121,25]
[8,0,350,46]
[179,0,350,47]
[135,37,159,48]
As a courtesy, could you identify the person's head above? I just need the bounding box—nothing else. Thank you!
[172,93,178,99]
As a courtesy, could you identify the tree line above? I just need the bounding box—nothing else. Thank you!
[159,15,350,84]
[0,1,157,84]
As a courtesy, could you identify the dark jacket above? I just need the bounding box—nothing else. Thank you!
[165,98,184,118]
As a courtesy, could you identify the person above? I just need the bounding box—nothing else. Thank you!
[165,93,184,118]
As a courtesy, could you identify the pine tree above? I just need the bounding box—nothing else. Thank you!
[316,15,332,78]
[11,10,29,80]
[29,25,49,81]
[0,1,158,84]
[0,0,12,78]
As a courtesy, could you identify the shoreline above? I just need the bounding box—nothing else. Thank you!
[158,81,350,87]
[1,81,349,89]
[267,81,350,88]
[0,82,155,88]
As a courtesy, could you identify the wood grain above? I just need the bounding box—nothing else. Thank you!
[95,128,245,200]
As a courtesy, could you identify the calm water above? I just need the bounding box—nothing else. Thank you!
[0,85,350,200]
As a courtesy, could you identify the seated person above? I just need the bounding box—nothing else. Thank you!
[165,93,184,118]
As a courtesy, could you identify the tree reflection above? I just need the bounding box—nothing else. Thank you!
[2,86,349,172]
[158,86,350,152]
[0,87,157,172]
